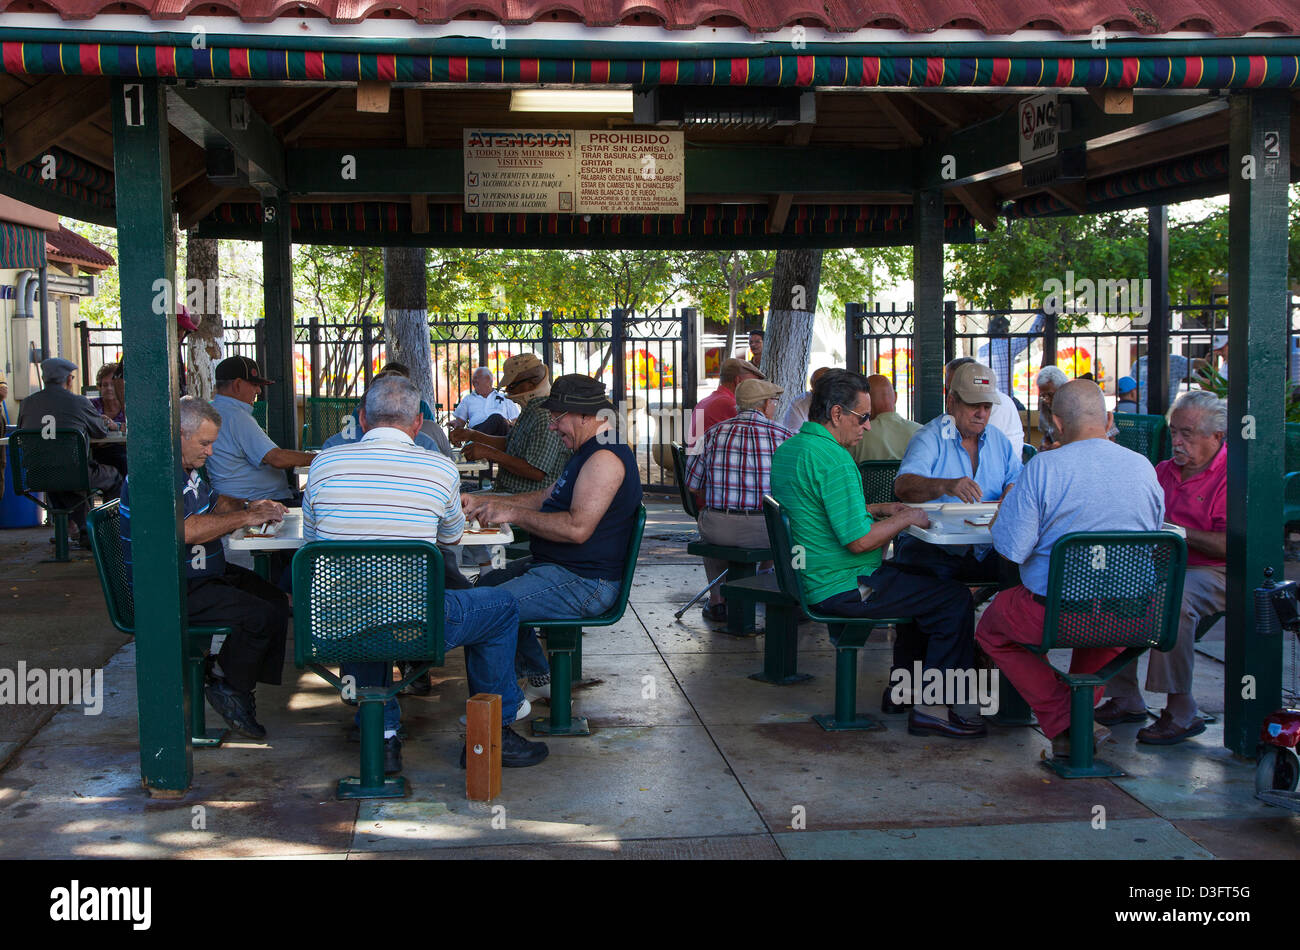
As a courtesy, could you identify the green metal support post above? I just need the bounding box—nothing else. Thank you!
[913,190,946,422]
[261,191,296,448]
[1225,91,1289,756]
[1146,205,1170,417]
[111,78,192,794]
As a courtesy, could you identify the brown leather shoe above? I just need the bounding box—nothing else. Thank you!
[908,708,988,739]
[1137,710,1206,745]
[1094,698,1151,725]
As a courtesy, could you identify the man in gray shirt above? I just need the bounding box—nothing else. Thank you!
[975,379,1165,761]
[16,357,123,541]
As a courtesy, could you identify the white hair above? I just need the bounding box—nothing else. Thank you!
[1036,366,1069,388]
[179,396,222,437]
[364,375,421,428]
[1171,390,1227,435]
[472,366,492,380]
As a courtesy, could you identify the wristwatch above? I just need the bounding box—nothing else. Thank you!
[242,499,251,511]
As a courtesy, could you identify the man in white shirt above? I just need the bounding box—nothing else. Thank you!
[781,366,830,432]
[450,367,519,437]
[947,357,1023,455]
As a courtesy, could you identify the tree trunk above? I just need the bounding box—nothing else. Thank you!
[185,232,223,400]
[383,246,435,409]
[764,248,823,420]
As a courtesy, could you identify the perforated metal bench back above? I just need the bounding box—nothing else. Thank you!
[303,397,357,450]
[1113,413,1167,465]
[858,460,900,506]
[292,541,446,666]
[9,429,92,494]
[763,495,812,614]
[670,443,698,519]
[86,500,135,634]
[1041,531,1187,653]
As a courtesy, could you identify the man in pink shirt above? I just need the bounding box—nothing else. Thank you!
[1098,390,1227,744]
[688,357,763,450]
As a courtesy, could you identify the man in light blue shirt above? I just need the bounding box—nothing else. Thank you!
[976,380,1165,757]
[207,356,315,503]
[893,361,1022,583]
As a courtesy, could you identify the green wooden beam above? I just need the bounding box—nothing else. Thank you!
[0,168,115,226]
[111,78,191,794]
[167,86,286,193]
[921,94,1225,190]
[261,191,296,448]
[1224,90,1289,757]
[913,189,945,423]
[1146,205,1170,416]
[285,147,917,196]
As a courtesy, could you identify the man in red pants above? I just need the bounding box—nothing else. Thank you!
[976,379,1165,760]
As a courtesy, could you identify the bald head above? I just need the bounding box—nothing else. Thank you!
[1050,379,1109,440]
[865,375,897,417]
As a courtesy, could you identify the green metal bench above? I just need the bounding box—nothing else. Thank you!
[1114,413,1169,465]
[671,442,773,636]
[251,399,268,431]
[1032,530,1187,778]
[85,500,232,748]
[764,495,911,731]
[301,396,356,451]
[292,539,447,799]
[529,505,646,737]
[9,428,98,563]
[723,572,811,685]
[858,459,901,505]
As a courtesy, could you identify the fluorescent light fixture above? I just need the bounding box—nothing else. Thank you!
[510,89,634,113]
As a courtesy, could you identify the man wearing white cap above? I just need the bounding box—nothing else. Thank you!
[685,377,792,622]
[1211,334,1229,381]
[16,357,124,543]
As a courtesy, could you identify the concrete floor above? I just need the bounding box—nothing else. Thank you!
[1,501,1298,859]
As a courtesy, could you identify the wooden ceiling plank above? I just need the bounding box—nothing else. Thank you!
[950,182,1000,230]
[3,77,110,169]
[866,93,924,147]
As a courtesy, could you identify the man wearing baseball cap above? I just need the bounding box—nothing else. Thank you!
[1114,375,1140,413]
[207,356,315,506]
[893,359,1023,584]
[16,357,124,544]
[465,373,643,703]
[685,378,790,623]
[689,357,763,448]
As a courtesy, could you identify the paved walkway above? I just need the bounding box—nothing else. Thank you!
[0,503,1297,858]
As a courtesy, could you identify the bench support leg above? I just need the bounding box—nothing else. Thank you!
[532,626,590,737]
[814,645,884,731]
[988,672,1038,727]
[750,603,811,685]
[47,510,71,563]
[337,698,407,799]
[724,562,759,637]
[185,643,226,749]
[1042,683,1124,779]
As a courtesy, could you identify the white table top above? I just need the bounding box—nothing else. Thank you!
[227,510,513,552]
[904,503,999,546]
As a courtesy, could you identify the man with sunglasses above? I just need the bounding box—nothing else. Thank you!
[771,370,984,739]
[892,360,1023,585]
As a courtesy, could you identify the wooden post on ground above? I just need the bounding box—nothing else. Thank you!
[465,693,502,801]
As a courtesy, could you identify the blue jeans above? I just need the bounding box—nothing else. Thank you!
[343,586,524,731]
[477,557,620,678]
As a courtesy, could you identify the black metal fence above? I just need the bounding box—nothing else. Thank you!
[848,300,1300,419]
[78,308,696,491]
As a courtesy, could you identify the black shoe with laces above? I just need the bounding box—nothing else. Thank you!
[384,735,403,774]
[397,662,432,696]
[458,725,549,769]
[204,677,267,739]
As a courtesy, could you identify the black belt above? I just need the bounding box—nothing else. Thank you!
[705,507,764,515]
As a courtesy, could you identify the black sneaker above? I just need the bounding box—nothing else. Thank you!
[204,677,267,739]
[384,735,403,775]
[458,725,549,769]
[397,662,432,696]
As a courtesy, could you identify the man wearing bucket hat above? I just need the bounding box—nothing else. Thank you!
[465,373,643,700]
[207,356,316,505]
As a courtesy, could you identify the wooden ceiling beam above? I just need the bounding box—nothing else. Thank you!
[866,92,924,147]
[177,179,244,231]
[403,88,430,234]
[950,182,1001,230]
[3,77,110,169]
[282,89,346,144]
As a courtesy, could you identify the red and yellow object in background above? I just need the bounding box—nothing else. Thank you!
[875,348,913,388]
[628,348,674,388]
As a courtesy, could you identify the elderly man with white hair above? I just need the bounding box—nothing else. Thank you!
[946,357,1023,454]
[1035,365,1070,450]
[977,379,1166,760]
[450,366,519,437]
[1097,389,1227,744]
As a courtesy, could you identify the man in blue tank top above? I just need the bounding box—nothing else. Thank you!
[466,374,643,698]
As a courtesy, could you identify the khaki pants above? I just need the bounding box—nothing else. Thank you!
[1108,563,1226,699]
[698,508,771,597]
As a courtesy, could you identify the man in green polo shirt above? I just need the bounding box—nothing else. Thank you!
[770,369,985,740]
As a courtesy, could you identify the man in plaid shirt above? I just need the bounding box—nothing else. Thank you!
[685,378,790,623]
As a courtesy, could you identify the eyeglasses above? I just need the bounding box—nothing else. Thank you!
[838,405,870,427]
[548,411,570,424]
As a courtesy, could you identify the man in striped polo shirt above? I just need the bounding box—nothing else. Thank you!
[303,375,548,772]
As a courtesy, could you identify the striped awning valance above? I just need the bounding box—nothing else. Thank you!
[0,221,47,269]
